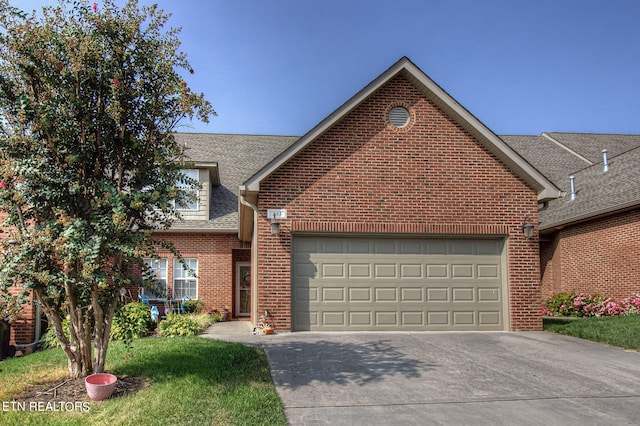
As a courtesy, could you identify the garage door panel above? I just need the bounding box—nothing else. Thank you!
[348,264,371,278]
[321,239,344,253]
[427,311,450,325]
[292,236,506,331]
[374,264,397,278]
[477,264,500,279]
[323,311,345,326]
[322,263,344,278]
[426,287,449,302]
[426,264,448,278]
[293,285,318,302]
[376,311,398,325]
[350,311,372,326]
[374,288,398,302]
[453,311,475,325]
[426,240,448,254]
[477,240,502,255]
[451,264,474,278]
[349,288,372,302]
[478,288,500,302]
[402,312,424,325]
[322,287,345,302]
[452,287,474,302]
[374,240,396,254]
[347,239,372,253]
[400,264,423,278]
[401,288,423,302]
[479,311,501,325]
[450,240,475,255]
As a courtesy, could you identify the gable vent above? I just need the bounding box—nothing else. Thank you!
[389,107,410,128]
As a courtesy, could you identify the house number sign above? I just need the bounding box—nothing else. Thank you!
[267,209,287,219]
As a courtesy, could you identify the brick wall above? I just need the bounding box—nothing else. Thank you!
[153,232,241,315]
[0,211,38,345]
[257,75,541,331]
[540,208,640,298]
[7,287,36,346]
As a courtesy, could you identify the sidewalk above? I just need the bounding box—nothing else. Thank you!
[200,320,263,347]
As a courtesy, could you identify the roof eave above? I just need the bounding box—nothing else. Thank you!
[540,201,640,232]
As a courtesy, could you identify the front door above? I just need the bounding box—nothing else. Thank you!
[236,263,251,317]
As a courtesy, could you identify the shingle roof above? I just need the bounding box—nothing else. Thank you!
[500,135,590,187]
[544,132,640,163]
[168,133,299,231]
[502,133,640,230]
[165,131,639,233]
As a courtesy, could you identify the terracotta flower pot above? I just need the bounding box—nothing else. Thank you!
[85,373,117,401]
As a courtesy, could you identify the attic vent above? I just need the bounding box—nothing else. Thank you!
[389,107,410,128]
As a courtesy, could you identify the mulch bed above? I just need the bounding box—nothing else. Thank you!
[14,375,148,404]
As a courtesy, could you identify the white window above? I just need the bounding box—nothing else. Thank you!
[173,258,198,299]
[175,169,199,211]
[142,258,168,299]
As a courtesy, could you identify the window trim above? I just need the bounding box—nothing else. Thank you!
[142,258,168,299]
[173,258,198,299]
[175,169,200,211]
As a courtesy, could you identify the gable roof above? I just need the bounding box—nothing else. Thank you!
[241,57,561,203]
[502,133,640,230]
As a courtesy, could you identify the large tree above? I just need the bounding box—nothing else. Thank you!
[0,0,214,378]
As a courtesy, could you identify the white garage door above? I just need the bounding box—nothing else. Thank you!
[292,236,507,331]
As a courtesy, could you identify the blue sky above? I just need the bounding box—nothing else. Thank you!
[18,0,640,136]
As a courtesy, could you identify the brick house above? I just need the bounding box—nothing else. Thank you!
[9,56,638,346]
[236,57,560,332]
[503,133,640,298]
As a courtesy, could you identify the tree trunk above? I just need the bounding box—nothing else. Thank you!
[92,292,118,374]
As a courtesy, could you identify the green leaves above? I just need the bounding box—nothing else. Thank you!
[0,0,213,377]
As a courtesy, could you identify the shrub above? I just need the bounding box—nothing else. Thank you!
[192,313,216,330]
[542,291,578,316]
[543,292,640,317]
[111,302,155,343]
[157,314,204,337]
[182,299,205,314]
[209,310,223,323]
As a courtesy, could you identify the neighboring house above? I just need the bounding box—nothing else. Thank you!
[503,133,640,299]
[9,56,638,346]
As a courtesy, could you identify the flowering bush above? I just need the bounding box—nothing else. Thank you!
[543,292,640,317]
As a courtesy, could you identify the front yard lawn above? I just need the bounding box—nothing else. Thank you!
[0,337,287,425]
[543,314,640,350]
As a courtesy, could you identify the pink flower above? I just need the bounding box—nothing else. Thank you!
[93,2,98,12]
[0,181,6,189]
[113,78,119,87]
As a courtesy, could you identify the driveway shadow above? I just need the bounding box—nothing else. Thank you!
[263,338,438,390]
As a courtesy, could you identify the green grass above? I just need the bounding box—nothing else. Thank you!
[544,314,640,350]
[0,337,287,426]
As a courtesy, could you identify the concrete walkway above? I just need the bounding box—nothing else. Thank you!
[200,320,261,346]
[202,324,640,425]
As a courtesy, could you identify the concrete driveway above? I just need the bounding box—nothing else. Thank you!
[259,331,640,425]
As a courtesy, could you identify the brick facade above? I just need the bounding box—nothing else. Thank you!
[152,232,243,315]
[257,75,541,331]
[540,208,640,298]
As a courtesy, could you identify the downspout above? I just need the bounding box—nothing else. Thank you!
[239,195,259,328]
[15,301,41,351]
